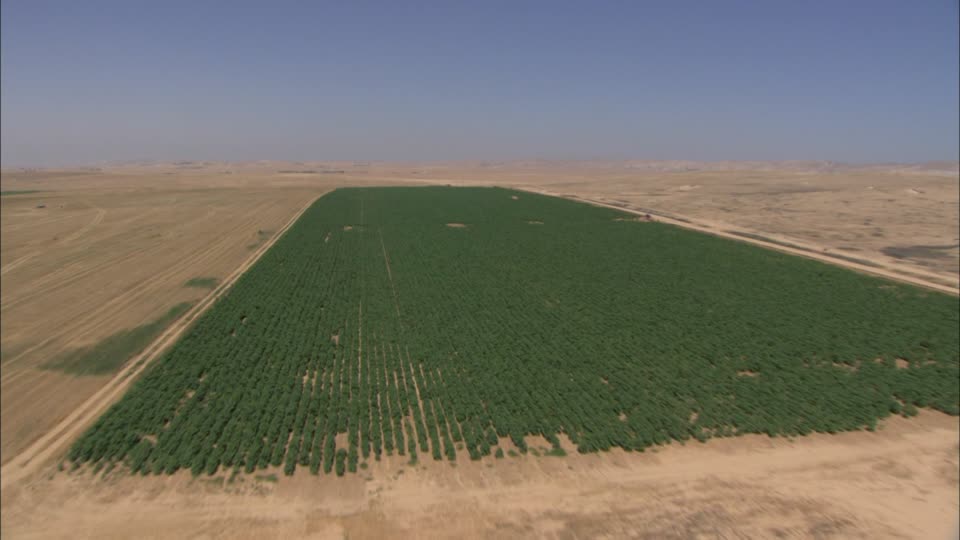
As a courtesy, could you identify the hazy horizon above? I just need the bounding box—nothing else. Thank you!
[2,1,958,167]
[4,158,960,171]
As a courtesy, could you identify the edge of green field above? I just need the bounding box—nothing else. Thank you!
[63,186,959,479]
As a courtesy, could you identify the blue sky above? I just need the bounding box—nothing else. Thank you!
[2,1,958,165]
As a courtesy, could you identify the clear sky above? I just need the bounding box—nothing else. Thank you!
[2,0,958,166]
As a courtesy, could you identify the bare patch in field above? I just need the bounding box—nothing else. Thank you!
[832,361,859,373]
[895,358,910,369]
[526,220,544,225]
[343,225,354,231]
[445,223,467,228]
[737,370,759,378]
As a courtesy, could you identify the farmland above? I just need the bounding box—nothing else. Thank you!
[67,186,959,477]
[0,174,321,463]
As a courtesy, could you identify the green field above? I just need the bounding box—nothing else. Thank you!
[68,187,959,476]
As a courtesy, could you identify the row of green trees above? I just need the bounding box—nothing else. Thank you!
[68,186,959,477]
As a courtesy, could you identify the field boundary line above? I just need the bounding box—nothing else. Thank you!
[514,187,960,296]
[0,193,321,488]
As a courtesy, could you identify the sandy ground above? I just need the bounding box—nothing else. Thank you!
[1,411,956,539]
[1,160,958,538]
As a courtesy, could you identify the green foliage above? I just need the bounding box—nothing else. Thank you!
[66,187,960,478]
[0,190,42,196]
[184,277,219,289]
[45,302,192,375]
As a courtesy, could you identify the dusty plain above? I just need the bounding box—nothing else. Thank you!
[2,413,957,539]
[1,160,958,539]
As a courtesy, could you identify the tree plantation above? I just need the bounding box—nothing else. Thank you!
[68,187,960,476]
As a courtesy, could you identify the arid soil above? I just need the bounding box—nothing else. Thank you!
[1,412,956,539]
[1,160,957,539]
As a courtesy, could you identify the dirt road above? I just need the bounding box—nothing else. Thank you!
[2,411,956,539]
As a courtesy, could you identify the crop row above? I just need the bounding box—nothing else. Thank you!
[68,187,960,476]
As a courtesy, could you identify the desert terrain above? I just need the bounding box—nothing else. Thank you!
[1,160,958,539]
[2,412,957,539]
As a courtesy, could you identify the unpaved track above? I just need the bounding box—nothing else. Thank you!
[0,194,320,489]
[0,252,38,276]
[1,411,956,539]
[517,187,960,296]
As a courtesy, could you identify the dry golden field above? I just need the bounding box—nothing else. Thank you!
[1,160,957,539]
